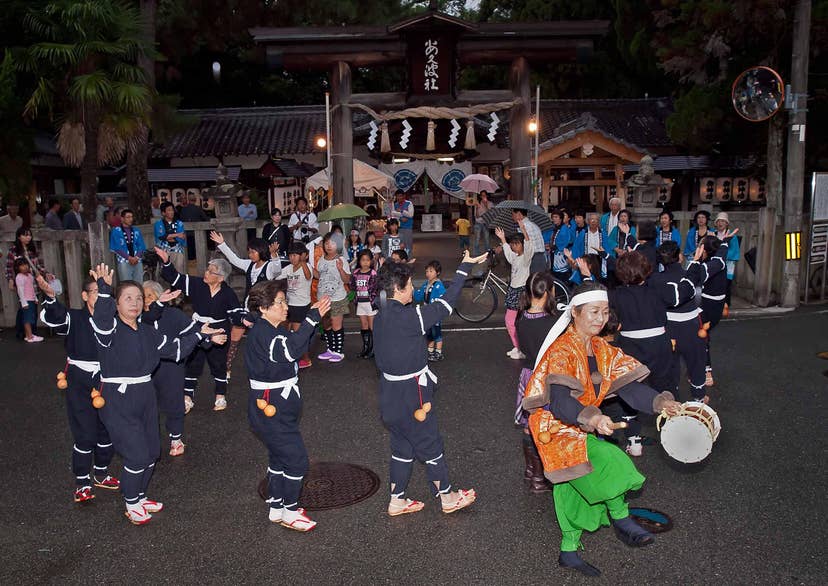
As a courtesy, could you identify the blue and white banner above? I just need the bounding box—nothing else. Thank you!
[380,160,472,200]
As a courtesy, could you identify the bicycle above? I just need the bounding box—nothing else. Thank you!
[455,251,571,323]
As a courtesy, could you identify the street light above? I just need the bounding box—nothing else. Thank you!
[527,119,538,134]
[315,137,327,149]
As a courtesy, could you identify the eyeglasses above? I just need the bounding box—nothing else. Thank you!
[272,299,288,307]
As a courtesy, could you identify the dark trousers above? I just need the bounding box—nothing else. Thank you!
[154,360,185,440]
[248,388,308,511]
[529,252,547,274]
[667,319,707,400]
[185,343,229,398]
[98,381,160,504]
[617,333,675,393]
[185,231,196,260]
[66,366,114,487]
[700,299,725,370]
[380,376,450,498]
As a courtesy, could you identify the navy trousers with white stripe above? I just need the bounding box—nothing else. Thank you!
[98,381,160,504]
[380,377,450,498]
[66,366,114,487]
[248,388,308,511]
[153,360,185,440]
[667,320,707,400]
[185,343,228,398]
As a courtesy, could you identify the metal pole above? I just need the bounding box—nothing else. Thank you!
[324,91,332,170]
[780,0,812,307]
[534,85,540,205]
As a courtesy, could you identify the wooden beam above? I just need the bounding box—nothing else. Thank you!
[549,179,618,187]
[331,62,354,205]
[455,90,513,104]
[538,131,645,166]
[509,57,532,203]
[542,157,624,168]
[350,93,407,109]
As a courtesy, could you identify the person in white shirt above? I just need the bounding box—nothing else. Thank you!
[288,197,319,242]
[511,208,546,273]
[0,202,23,233]
[495,224,534,360]
[600,197,622,237]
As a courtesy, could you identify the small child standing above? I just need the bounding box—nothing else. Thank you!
[350,250,378,358]
[281,242,314,369]
[382,219,404,258]
[413,260,446,361]
[455,217,471,251]
[313,232,351,363]
[14,258,42,343]
[495,225,533,360]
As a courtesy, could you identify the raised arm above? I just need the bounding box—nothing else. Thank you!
[416,253,486,332]
[267,307,324,363]
[37,276,70,334]
[89,265,117,347]
[212,232,251,272]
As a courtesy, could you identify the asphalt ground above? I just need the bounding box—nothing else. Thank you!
[2,236,827,585]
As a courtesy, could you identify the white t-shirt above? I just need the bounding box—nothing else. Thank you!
[316,255,350,302]
[289,211,319,241]
[586,229,602,254]
[282,264,312,307]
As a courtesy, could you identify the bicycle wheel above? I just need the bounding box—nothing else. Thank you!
[550,276,571,307]
[455,278,498,323]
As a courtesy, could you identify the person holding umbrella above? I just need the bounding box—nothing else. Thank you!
[512,208,547,274]
[473,191,494,255]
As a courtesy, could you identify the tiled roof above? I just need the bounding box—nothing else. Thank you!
[147,166,241,183]
[151,106,331,158]
[538,98,673,148]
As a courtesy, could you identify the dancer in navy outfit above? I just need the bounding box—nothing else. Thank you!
[245,280,331,531]
[88,263,226,524]
[373,250,487,517]
[38,275,119,503]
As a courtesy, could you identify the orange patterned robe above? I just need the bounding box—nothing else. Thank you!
[523,326,650,483]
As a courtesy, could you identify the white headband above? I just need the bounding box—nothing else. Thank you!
[533,288,609,369]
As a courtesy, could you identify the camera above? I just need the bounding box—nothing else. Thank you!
[142,250,161,268]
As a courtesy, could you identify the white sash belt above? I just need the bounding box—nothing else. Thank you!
[192,312,225,324]
[249,376,300,400]
[68,358,101,375]
[666,308,701,322]
[701,293,726,301]
[619,326,666,339]
[100,375,153,394]
[383,366,437,387]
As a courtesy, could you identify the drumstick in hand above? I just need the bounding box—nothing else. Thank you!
[608,421,628,430]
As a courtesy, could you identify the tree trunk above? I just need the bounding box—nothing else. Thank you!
[81,108,101,222]
[126,0,157,223]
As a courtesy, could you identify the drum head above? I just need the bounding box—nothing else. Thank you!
[660,416,713,463]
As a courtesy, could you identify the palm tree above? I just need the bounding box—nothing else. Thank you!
[16,0,154,221]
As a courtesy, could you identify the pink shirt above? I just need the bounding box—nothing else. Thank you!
[15,273,36,306]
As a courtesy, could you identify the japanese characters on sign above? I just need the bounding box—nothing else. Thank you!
[424,39,439,92]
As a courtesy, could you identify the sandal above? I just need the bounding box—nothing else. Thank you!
[280,508,317,532]
[704,370,715,387]
[441,489,476,514]
[388,498,425,517]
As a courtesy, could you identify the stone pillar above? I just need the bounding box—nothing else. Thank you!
[509,57,532,203]
[331,61,354,205]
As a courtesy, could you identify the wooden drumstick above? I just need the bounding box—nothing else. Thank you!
[608,421,628,430]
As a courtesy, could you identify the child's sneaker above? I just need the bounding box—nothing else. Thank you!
[317,350,335,361]
[431,352,444,362]
[213,396,227,411]
[298,358,312,369]
[327,351,344,363]
[427,351,437,362]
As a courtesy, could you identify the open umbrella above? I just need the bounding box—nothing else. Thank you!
[317,203,369,222]
[480,200,554,233]
[459,173,499,194]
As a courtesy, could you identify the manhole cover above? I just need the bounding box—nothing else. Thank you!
[257,462,380,511]
[629,507,673,533]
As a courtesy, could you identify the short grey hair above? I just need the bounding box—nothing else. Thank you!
[609,197,622,206]
[587,212,600,221]
[142,280,164,297]
[208,258,231,280]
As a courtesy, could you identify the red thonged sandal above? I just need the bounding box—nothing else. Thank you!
[441,489,477,514]
[388,498,425,517]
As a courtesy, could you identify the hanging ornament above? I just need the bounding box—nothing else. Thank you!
[464,119,477,151]
[367,121,378,151]
[381,122,391,153]
[400,119,412,150]
[487,112,500,142]
[426,120,436,151]
[448,119,460,149]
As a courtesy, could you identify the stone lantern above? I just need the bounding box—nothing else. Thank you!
[208,164,240,219]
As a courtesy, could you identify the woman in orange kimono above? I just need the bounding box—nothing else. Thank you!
[523,279,682,577]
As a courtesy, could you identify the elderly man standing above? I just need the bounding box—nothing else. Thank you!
[156,246,244,413]
[600,197,622,239]
[473,191,494,255]
[389,190,415,256]
[238,193,258,242]
[109,208,147,282]
[512,207,546,273]
[63,198,85,230]
[0,202,23,233]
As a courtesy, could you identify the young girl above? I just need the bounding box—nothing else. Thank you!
[382,219,404,258]
[245,280,330,530]
[210,232,282,378]
[515,272,558,492]
[280,242,314,369]
[365,232,382,267]
[350,250,378,358]
[313,232,351,363]
[15,258,41,343]
[495,225,533,360]
[413,260,446,361]
[346,229,364,269]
